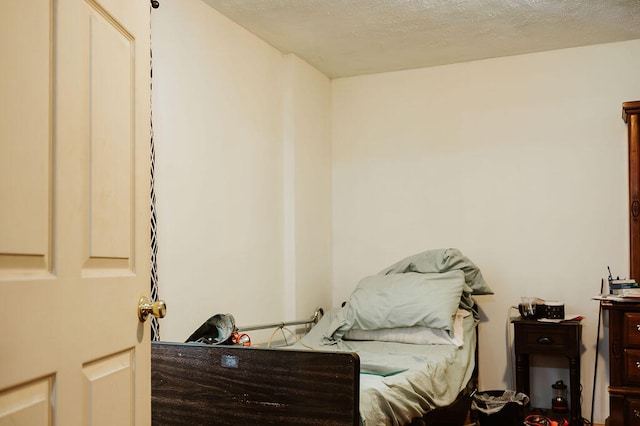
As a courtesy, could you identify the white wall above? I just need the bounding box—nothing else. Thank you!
[331,39,640,423]
[283,55,333,321]
[152,2,640,420]
[151,0,331,343]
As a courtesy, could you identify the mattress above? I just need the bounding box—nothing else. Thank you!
[291,308,477,426]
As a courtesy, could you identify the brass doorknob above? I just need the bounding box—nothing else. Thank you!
[138,296,167,322]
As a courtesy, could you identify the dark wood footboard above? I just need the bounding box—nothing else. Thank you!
[151,342,360,425]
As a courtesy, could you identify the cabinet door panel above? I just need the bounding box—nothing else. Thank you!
[626,349,640,385]
[625,313,640,347]
[626,397,640,426]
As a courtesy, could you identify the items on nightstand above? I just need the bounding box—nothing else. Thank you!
[519,297,537,319]
[517,298,578,322]
[551,380,568,413]
[542,301,565,320]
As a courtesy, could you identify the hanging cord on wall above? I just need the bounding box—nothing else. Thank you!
[149,14,160,342]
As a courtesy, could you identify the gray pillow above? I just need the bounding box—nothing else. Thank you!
[324,271,465,342]
[378,248,493,317]
[378,248,493,295]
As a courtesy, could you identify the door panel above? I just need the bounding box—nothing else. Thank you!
[0,1,151,425]
[88,2,133,264]
[0,0,53,276]
[0,376,54,425]
[82,350,134,425]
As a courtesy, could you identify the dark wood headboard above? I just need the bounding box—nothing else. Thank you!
[151,342,360,425]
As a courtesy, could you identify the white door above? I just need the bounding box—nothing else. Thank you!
[0,0,152,424]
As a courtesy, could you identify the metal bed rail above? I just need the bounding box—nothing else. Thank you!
[236,307,324,332]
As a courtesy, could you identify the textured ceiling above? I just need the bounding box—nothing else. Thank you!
[201,0,640,78]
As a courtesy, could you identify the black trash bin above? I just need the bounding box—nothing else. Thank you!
[471,390,528,426]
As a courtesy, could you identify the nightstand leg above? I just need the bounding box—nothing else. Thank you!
[515,353,530,396]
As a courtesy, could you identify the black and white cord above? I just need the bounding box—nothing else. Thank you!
[507,305,518,390]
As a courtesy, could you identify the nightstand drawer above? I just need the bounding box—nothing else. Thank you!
[626,398,640,425]
[517,324,574,353]
[626,349,640,385]
[625,313,640,347]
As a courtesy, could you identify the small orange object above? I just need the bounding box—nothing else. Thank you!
[231,331,251,346]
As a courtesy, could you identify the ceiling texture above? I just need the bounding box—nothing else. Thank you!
[201,0,640,78]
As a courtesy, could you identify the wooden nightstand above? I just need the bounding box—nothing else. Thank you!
[512,318,582,426]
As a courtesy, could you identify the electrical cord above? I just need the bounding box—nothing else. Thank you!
[578,384,593,425]
[507,305,519,390]
[267,325,314,350]
[590,278,604,426]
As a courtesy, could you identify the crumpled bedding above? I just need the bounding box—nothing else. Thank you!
[378,248,493,318]
[289,249,487,425]
[290,308,477,425]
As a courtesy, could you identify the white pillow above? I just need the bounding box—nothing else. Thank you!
[343,309,470,347]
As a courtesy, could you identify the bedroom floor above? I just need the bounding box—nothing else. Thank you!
[463,411,605,426]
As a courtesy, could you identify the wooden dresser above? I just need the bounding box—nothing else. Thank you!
[615,101,640,425]
[603,301,640,426]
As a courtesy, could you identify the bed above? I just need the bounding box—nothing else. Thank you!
[151,248,492,425]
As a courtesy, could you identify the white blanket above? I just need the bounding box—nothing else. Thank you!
[291,308,477,426]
